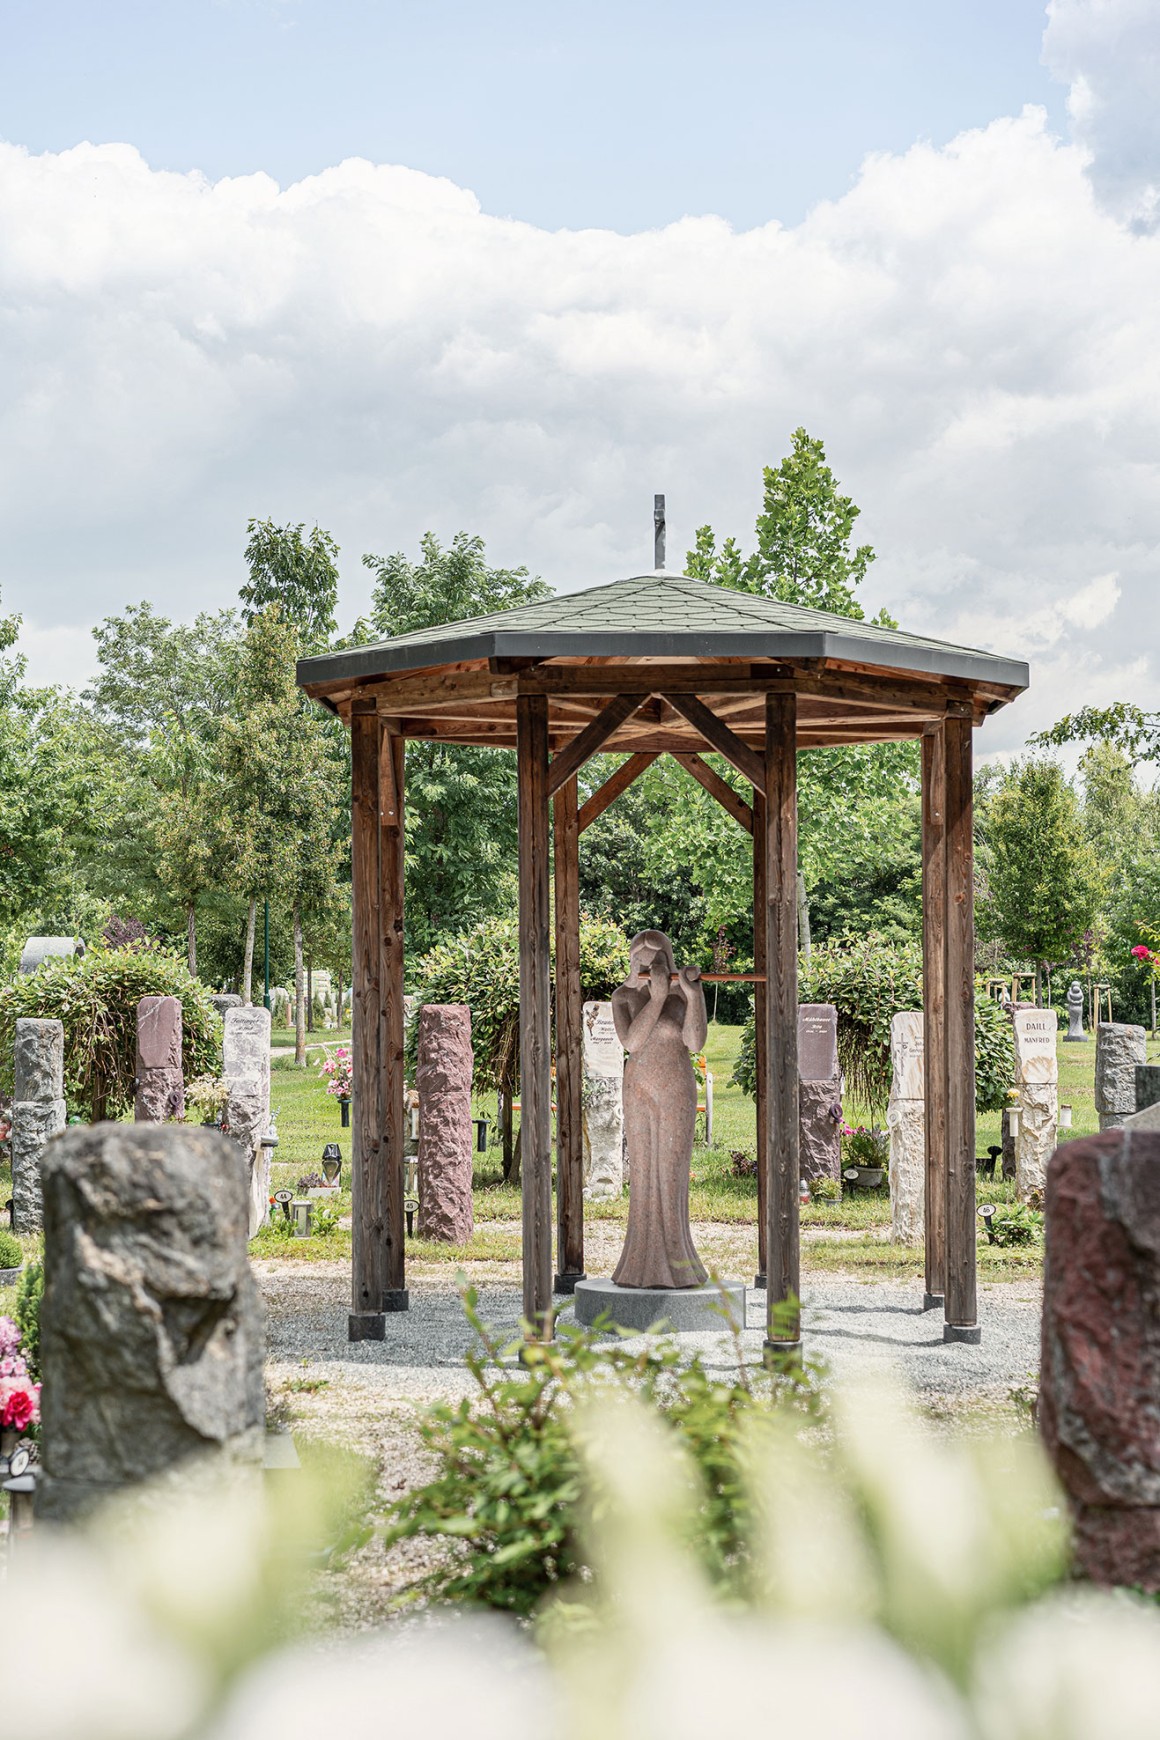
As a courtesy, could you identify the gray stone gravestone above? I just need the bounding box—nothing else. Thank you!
[1136,1064,1160,1115]
[10,1017,66,1232]
[134,994,184,1122]
[798,1003,841,1187]
[1065,980,1085,1042]
[223,1004,272,1237]
[1095,1022,1147,1129]
[887,1011,924,1242]
[416,1004,474,1244]
[210,993,243,1022]
[36,1123,265,1521]
[18,936,82,976]
[1013,1008,1058,1202]
[582,1000,624,1199]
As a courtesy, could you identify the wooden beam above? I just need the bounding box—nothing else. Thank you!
[753,787,768,1291]
[577,753,658,832]
[943,713,978,1342]
[672,753,753,833]
[349,706,386,1340]
[518,694,554,1335]
[763,691,801,1357]
[922,724,947,1310]
[663,693,765,793]
[379,724,408,1312]
[547,693,644,796]
[521,662,775,697]
[553,776,585,1293]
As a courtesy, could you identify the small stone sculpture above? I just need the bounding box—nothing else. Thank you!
[1064,980,1085,1042]
[610,931,707,1289]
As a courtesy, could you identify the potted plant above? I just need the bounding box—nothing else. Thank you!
[318,1046,353,1127]
[184,1075,229,1129]
[0,1228,23,1286]
[841,1123,888,1188]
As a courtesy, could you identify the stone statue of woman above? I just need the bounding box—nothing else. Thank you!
[610,930,708,1289]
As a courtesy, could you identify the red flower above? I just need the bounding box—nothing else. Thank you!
[2,1386,35,1431]
[1132,945,1153,961]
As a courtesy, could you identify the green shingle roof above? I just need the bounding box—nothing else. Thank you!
[298,571,1029,692]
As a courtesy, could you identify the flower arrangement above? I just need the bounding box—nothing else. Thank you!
[318,1046,353,1100]
[0,1313,40,1433]
[184,1075,229,1125]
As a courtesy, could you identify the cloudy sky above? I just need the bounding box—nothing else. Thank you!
[2,0,1158,752]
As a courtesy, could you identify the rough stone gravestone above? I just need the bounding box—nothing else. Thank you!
[416,1004,474,1244]
[210,993,243,1022]
[18,936,81,976]
[1013,1008,1058,1202]
[10,1017,66,1232]
[135,995,184,1122]
[798,1003,841,1187]
[1064,979,1085,1042]
[886,1011,924,1242]
[36,1123,265,1521]
[1095,1022,1147,1129]
[223,1004,272,1237]
[581,1000,624,1199]
[1039,1128,1160,1591]
[1136,1064,1160,1115]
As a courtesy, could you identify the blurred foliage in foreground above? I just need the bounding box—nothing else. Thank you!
[5,1341,1160,1740]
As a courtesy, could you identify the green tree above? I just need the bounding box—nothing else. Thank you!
[981,760,1102,1004]
[241,519,340,652]
[361,531,552,955]
[217,608,342,1055]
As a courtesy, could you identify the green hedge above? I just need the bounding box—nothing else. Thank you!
[0,944,222,1121]
[731,935,1016,1118]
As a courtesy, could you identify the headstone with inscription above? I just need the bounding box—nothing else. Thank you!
[1095,1023,1147,1129]
[1013,1008,1058,1202]
[798,1003,841,1187]
[886,1011,924,1242]
[223,1004,272,1237]
[582,1000,625,1199]
[134,995,184,1123]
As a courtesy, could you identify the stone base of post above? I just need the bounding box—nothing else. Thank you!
[382,1289,410,1312]
[553,1271,586,1294]
[348,1312,386,1341]
[923,1291,945,1311]
[944,1322,982,1344]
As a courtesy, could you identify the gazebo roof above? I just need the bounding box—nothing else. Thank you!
[297,569,1028,754]
[300,569,1028,692]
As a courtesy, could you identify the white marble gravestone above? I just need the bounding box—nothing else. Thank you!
[887,1011,924,1243]
[1014,1008,1058,1202]
[581,1000,624,1199]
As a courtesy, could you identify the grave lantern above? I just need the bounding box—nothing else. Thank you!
[321,1143,342,1186]
[291,1199,313,1238]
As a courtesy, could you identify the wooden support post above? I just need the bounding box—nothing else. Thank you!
[762,691,801,1357]
[753,788,768,1290]
[379,724,408,1312]
[921,723,947,1310]
[553,774,585,1293]
[518,694,554,1334]
[943,711,979,1343]
[349,704,387,1340]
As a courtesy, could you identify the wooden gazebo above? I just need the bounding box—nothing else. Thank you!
[298,568,1028,1351]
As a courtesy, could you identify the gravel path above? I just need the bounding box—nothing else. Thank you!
[262,1262,1041,1402]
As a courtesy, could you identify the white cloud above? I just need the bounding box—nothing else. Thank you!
[2,8,1160,751]
[1044,0,1160,231]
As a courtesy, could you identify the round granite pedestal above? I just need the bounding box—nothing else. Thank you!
[573,1277,747,1333]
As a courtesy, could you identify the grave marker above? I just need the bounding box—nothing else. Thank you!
[582,1000,624,1199]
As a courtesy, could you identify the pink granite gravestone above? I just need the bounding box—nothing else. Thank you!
[134,995,184,1122]
[798,1003,842,1187]
[1039,1129,1160,1590]
[416,1004,474,1244]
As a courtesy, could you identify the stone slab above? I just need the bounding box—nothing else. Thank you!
[1136,1064,1160,1114]
[1013,1008,1058,1085]
[1124,1099,1160,1131]
[573,1276,747,1334]
[582,1000,624,1199]
[798,1004,838,1084]
[19,936,79,976]
[1095,1022,1147,1127]
[223,1005,272,1238]
[888,1011,924,1243]
[10,1097,66,1231]
[416,1003,474,1244]
[14,1017,64,1102]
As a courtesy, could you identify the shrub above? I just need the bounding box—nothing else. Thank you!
[14,1259,42,1378]
[383,1287,822,1617]
[731,935,1016,1118]
[981,1202,1043,1247]
[0,1228,22,1270]
[0,943,222,1121]
[406,913,630,1094]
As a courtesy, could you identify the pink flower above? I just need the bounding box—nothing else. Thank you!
[0,1376,39,1431]
[1132,945,1153,961]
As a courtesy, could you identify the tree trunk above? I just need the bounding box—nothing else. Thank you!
[337,964,344,1031]
[307,955,314,1032]
[797,868,811,962]
[293,902,306,1065]
[1034,961,1043,1008]
[507,1123,522,1189]
[186,899,197,977]
[242,898,257,1005]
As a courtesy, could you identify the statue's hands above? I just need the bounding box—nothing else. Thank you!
[679,964,702,996]
[648,959,670,1002]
